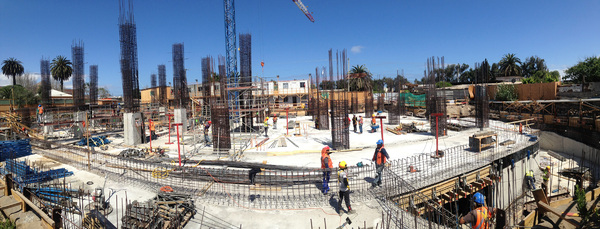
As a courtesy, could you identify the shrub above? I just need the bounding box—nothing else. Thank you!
[435,81,452,88]
[495,84,518,101]
[575,185,589,224]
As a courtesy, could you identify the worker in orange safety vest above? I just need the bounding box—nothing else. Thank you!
[460,192,496,229]
[321,145,333,194]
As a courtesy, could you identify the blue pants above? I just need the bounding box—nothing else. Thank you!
[322,171,331,193]
[373,165,384,186]
[204,134,211,144]
[359,125,363,133]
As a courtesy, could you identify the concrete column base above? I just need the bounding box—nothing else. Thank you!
[73,111,86,139]
[43,113,53,135]
[174,108,187,131]
[124,112,142,145]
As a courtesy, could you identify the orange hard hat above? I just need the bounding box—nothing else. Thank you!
[208,121,212,124]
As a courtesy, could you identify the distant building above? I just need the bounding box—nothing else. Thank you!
[496,76,523,83]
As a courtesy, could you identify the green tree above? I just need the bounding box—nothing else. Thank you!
[499,53,522,76]
[564,56,600,83]
[490,63,501,82]
[435,81,452,88]
[349,65,372,91]
[522,70,560,84]
[0,85,39,108]
[98,87,111,98]
[50,56,73,91]
[2,58,24,87]
[521,56,548,78]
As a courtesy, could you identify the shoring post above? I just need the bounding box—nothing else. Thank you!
[286,108,289,136]
[86,113,91,170]
[149,120,152,151]
[174,123,183,166]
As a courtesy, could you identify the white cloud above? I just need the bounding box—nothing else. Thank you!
[350,45,364,54]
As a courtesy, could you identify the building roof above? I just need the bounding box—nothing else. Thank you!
[51,89,72,98]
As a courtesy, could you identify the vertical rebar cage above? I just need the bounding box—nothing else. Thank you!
[40,59,51,106]
[172,43,189,109]
[330,100,349,149]
[119,0,140,112]
[239,34,254,132]
[89,65,98,105]
[425,56,447,136]
[158,64,167,106]
[71,42,85,108]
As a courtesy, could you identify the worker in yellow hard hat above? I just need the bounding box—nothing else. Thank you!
[542,166,550,194]
[337,161,354,215]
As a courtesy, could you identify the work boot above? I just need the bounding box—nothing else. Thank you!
[348,207,355,214]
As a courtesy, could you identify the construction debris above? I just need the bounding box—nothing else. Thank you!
[121,192,195,229]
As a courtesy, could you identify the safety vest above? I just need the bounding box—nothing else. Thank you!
[472,207,490,229]
[264,120,268,127]
[371,118,376,125]
[525,171,534,177]
[38,107,43,114]
[543,170,549,181]
[149,122,155,131]
[375,147,387,165]
[321,150,332,169]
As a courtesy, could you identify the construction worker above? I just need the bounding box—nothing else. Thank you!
[337,161,354,215]
[372,140,390,187]
[37,105,43,123]
[358,116,363,133]
[460,192,496,229]
[204,121,211,144]
[315,116,320,129]
[321,146,333,194]
[249,166,263,186]
[149,119,156,140]
[273,115,278,129]
[542,166,550,194]
[264,117,269,137]
[525,170,536,190]
[371,114,378,133]
[352,115,357,132]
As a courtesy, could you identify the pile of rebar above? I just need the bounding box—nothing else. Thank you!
[121,193,195,229]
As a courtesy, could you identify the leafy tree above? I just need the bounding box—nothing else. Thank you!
[563,56,600,83]
[2,58,25,87]
[521,56,548,78]
[393,74,410,91]
[499,53,522,76]
[444,63,470,83]
[435,81,452,88]
[349,65,372,91]
[50,56,73,91]
[98,87,111,98]
[16,72,38,93]
[490,63,500,82]
[522,71,560,84]
[319,80,335,90]
[0,85,39,108]
[495,84,518,101]
[372,78,385,93]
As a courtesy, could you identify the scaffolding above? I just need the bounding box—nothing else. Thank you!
[425,56,447,136]
[71,41,85,109]
[40,59,51,106]
[119,0,140,113]
[172,43,189,109]
[89,65,98,105]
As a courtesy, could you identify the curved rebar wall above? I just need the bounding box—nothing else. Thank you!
[32,127,550,228]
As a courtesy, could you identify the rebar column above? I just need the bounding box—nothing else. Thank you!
[158,65,167,105]
[40,59,51,106]
[72,41,85,108]
[330,100,349,149]
[119,0,140,113]
[239,33,253,132]
[89,65,98,105]
[172,43,189,109]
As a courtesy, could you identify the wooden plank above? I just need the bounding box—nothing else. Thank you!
[12,191,55,228]
[532,188,548,204]
[249,186,282,191]
[536,202,580,227]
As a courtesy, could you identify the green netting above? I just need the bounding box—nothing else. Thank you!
[399,92,425,107]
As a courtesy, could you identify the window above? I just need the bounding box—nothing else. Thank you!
[283,83,289,89]
[300,82,306,88]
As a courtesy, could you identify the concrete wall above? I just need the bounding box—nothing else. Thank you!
[539,131,600,177]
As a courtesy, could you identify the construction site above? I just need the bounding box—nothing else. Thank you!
[1,1,600,229]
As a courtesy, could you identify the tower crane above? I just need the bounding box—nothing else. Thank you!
[293,0,315,22]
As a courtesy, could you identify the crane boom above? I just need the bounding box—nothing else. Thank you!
[292,0,315,22]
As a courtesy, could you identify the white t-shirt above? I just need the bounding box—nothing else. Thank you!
[338,170,349,192]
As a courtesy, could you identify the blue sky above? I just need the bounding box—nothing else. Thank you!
[1,0,599,96]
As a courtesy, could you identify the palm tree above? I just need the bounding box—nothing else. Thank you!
[349,65,372,91]
[50,56,73,91]
[499,53,522,76]
[2,58,25,86]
